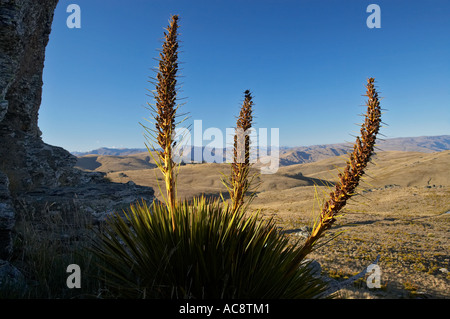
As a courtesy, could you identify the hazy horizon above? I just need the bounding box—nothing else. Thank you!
[69,134,450,154]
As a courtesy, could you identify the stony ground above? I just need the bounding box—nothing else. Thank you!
[250,185,450,299]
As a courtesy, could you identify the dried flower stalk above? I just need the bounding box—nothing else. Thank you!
[229,90,254,212]
[296,77,382,261]
[146,15,180,228]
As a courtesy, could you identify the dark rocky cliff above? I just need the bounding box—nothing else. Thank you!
[0,0,154,259]
[0,0,74,192]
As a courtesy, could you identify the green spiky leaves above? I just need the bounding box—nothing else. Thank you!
[92,198,328,299]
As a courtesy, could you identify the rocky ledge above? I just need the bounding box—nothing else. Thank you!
[16,175,155,225]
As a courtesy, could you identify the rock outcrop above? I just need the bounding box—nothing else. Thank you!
[0,172,14,258]
[0,0,155,259]
[0,0,71,192]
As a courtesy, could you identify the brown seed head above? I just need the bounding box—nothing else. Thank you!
[155,15,179,159]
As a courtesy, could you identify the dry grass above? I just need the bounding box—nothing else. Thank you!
[307,186,450,299]
[8,203,102,298]
[249,179,450,298]
[81,150,450,199]
[278,150,450,188]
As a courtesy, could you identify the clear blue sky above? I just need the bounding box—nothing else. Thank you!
[40,0,450,152]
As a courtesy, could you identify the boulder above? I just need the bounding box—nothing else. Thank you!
[16,178,155,225]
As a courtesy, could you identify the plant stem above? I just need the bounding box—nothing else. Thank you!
[154,15,180,227]
[230,90,254,212]
[296,77,382,262]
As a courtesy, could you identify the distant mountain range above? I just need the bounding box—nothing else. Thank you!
[276,135,450,166]
[374,135,450,152]
[72,147,149,157]
[73,135,450,166]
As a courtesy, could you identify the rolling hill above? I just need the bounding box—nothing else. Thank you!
[73,135,450,170]
[76,149,450,201]
[75,153,157,172]
[273,135,450,166]
[74,134,450,201]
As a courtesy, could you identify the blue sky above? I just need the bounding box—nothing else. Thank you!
[40,0,450,152]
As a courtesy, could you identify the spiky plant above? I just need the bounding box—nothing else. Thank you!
[142,15,181,227]
[93,15,328,299]
[93,11,383,299]
[295,77,382,263]
[225,90,255,212]
[92,197,327,299]
[93,84,329,298]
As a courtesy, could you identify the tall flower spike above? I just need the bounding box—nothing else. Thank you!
[146,15,180,229]
[295,77,382,263]
[229,90,254,212]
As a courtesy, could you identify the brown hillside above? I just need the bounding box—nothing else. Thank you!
[88,150,450,202]
[75,152,157,172]
[278,151,450,188]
